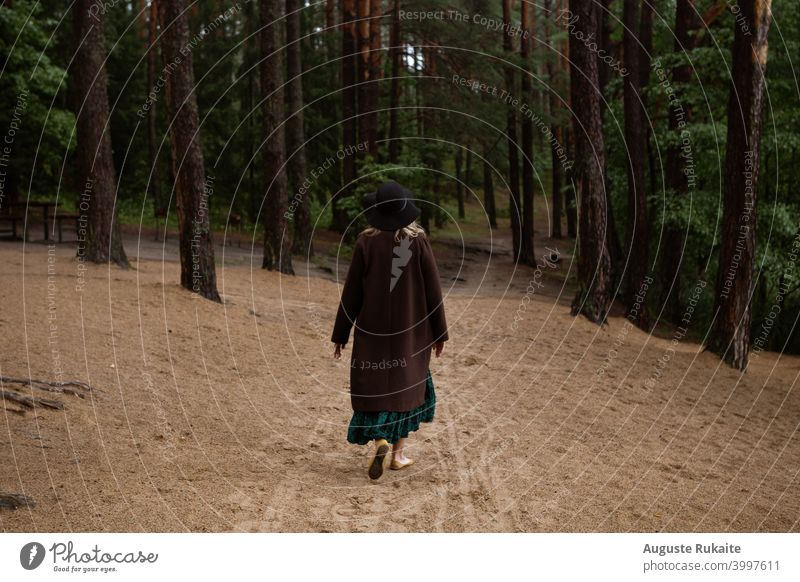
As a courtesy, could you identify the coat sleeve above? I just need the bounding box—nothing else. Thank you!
[331,237,365,345]
[419,236,449,342]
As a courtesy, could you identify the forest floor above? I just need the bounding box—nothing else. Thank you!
[1,209,799,532]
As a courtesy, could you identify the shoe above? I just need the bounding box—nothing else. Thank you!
[368,439,390,480]
[390,458,414,470]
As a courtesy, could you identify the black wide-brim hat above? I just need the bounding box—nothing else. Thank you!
[362,181,421,231]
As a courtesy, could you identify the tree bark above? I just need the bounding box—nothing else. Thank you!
[147,1,161,224]
[158,0,219,299]
[519,0,535,265]
[73,0,128,267]
[709,0,772,370]
[465,148,473,189]
[560,0,577,238]
[325,0,338,64]
[622,0,649,328]
[260,0,294,273]
[544,0,561,239]
[568,0,612,323]
[286,0,312,257]
[483,149,497,229]
[368,0,382,152]
[597,0,613,93]
[388,0,401,162]
[502,0,522,261]
[357,0,372,156]
[661,0,698,323]
[639,0,656,218]
[597,0,623,284]
[455,149,465,219]
[334,0,358,232]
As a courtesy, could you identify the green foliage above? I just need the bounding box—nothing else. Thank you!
[2,0,799,353]
[0,0,74,202]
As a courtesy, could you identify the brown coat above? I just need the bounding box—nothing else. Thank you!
[332,231,448,412]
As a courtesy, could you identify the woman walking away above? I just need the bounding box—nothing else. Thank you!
[332,181,449,480]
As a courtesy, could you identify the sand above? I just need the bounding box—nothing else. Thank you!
[1,222,799,532]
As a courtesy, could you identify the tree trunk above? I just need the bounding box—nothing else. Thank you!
[357,0,372,156]
[569,0,612,323]
[564,127,578,237]
[597,0,623,283]
[597,0,613,93]
[334,0,358,232]
[286,0,312,257]
[455,149,465,219]
[502,0,521,261]
[661,0,698,323]
[147,0,162,235]
[560,1,577,238]
[412,47,424,137]
[147,1,161,228]
[244,0,261,221]
[544,0,561,239]
[622,0,649,329]
[483,150,497,229]
[550,125,563,238]
[519,0,535,266]
[325,0,338,67]
[368,0,382,153]
[709,0,772,370]
[388,0,401,162]
[158,0,219,299]
[639,0,656,219]
[73,0,128,267]
[465,148,473,189]
[260,0,294,273]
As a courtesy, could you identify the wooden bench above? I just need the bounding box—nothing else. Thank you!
[0,209,26,240]
[54,213,80,243]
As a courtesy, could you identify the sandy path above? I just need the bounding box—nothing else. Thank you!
[1,227,799,532]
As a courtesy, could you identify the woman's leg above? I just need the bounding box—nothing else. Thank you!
[392,438,410,463]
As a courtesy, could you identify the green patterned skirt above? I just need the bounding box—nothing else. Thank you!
[347,371,436,445]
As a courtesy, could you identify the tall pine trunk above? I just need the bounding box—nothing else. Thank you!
[622,0,648,328]
[661,0,697,323]
[286,0,312,256]
[544,0,562,239]
[368,0,382,151]
[455,149,465,218]
[325,0,337,58]
[519,0,535,265]
[639,1,656,206]
[335,0,358,232]
[560,2,577,238]
[73,0,128,267]
[502,0,521,261]
[597,0,623,282]
[569,0,612,323]
[158,0,219,299]
[260,0,294,273]
[709,0,772,370]
[483,149,497,229]
[388,0,401,162]
[357,0,372,156]
[147,1,161,230]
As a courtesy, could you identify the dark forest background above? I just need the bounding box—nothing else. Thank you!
[0,0,797,367]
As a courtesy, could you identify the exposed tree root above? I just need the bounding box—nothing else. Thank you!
[0,493,36,510]
[0,376,96,413]
[0,376,95,398]
[0,390,64,411]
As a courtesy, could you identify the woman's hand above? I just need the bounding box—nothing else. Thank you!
[434,341,445,358]
[333,343,345,359]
